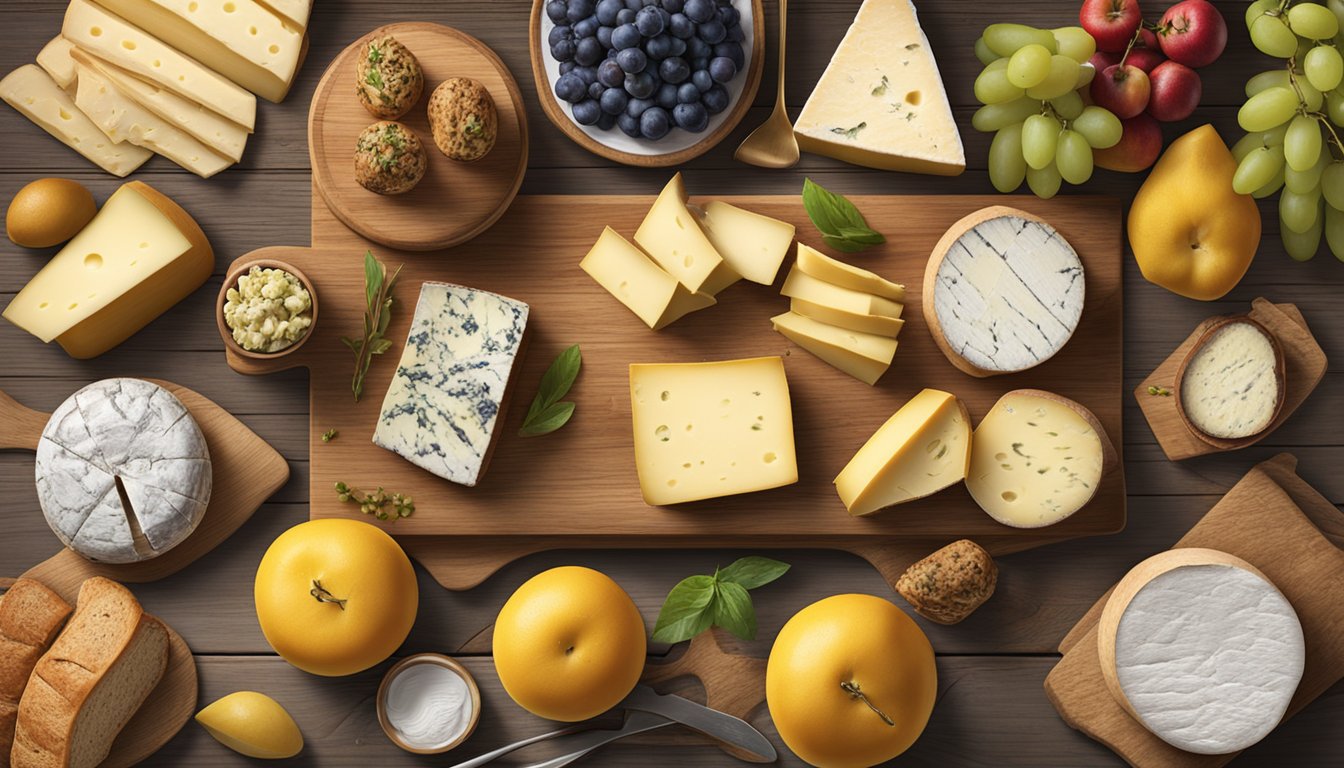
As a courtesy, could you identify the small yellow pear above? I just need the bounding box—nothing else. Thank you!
[196,691,304,759]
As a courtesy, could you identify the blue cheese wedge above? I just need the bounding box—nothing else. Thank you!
[1179,321,1282,439]
[374,282,529,487]
[793,0,964,175]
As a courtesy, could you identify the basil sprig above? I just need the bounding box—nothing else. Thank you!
[519,345,581,437]
[802,178,887,253]
[652,557,790,644]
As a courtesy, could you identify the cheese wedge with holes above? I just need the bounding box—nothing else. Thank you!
[256,0,311,30]
[581,226,715,330]
[781,265,903,319]
[790,297,904,337]
[793,0,964,175]
[634,173,736,295]
[36,37,78,90]
[2,182,213,358]
[696,201,796,285]
[91,0,305,102]
[63,0,256,130]
[795,243,905,301]
[834,389,970,515]
[0,65,151,177]
[770,311,897,385]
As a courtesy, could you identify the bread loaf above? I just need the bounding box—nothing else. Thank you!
[896,539,997,625]
[11,577,168,768]
[0,580,73,767]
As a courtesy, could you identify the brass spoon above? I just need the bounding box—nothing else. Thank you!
[734,0,798,168]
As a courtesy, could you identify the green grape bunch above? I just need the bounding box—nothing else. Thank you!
[1240,0,1344,261]
[973,23,1124,199]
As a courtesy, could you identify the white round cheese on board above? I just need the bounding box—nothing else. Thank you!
[35,378,211,564]
[1179,319,1283,440]
[922,206,1084,377]
[1099,549,1305,756]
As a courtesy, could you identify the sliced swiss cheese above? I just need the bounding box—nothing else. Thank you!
[793,0,964,175]
[696,201,795,285]
[1179,320,1282,440]
[580,226,715,330]
[0,64,151,177]
[781,265,903,319]
[256,0,311,30]
[795,243,905,301]
[36,37,79,90]
[63,0,256,130]
[634,173,737,295]
[90,0,305,103]
[834,388,970,516]
[770,311,897,386]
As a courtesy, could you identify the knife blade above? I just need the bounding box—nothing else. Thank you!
[619,684,776,763]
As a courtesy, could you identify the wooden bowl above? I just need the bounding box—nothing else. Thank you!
[1174,315,1286,450]
[215,259,318,361]
[529,0,765,167]
[376,653,482,755]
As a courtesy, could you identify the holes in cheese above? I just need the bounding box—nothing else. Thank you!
[580,226,715,330]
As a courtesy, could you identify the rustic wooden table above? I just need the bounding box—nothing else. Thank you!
[2,1,1340,765]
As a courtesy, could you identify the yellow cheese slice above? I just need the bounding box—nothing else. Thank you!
[0,64,151,177]
[795,243,905,301]
[634,173,736,294]
[790,297,904,337]
[36,37,78,90]
[255,0,311,31]
[834,388,971,516]
[3,181,213,359]
[781,264,903,318]
[770,311,896,386]
[696,201,796,285]
[580,226,715,330]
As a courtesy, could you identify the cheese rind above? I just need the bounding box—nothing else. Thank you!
[770,311,897,386]
[0,65,151,177]
[36,37,78,90]
[373,283,529,487]
[790,297,904,337]
[795,243,905,301]
[629,357,798,506]
[580,226,715,330]
[793,0,964,175]
[634,174,735,294]
[696,201,796,286]
[1179,321,1281,440]
[781,265,903,319]
[834,389,970,516]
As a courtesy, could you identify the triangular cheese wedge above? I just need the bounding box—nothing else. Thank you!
[771,311,896,386]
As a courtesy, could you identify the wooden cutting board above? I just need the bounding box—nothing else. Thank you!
[225,191,1126,589]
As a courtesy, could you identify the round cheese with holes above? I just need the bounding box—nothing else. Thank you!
[35,378,211,563]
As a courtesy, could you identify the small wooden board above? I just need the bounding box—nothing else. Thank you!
[1044,454,1344,768]
[309,22,529,251]
[1136,299,1328,461]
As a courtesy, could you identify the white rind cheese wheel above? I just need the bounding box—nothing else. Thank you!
[1099,549,1305,755]
[35,378,211,563]
[1178,318,1285,442]
[923,207,1085,377]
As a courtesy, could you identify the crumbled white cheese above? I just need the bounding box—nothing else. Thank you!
[223,266,313,353]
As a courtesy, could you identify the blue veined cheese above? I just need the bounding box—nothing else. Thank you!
[793,0,964,175]
[1179,321,1282,439]
[374,283,530,487]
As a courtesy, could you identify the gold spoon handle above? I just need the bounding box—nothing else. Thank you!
[773,0,788,117]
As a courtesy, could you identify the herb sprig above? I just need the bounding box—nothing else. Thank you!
[335,482,414,520]
[801,178,886,253]
[519,345,581,437]
[341,251,402,402]
[652,556,790,644]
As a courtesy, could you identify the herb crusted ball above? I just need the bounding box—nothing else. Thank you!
[354,121,428,195]
[428,77,499,161]
[357,35,424,120]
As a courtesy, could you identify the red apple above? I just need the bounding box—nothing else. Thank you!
[1095,113,1163,172]
[1157,0,1227,68]
[1089,50,1122,73]
[1125,46,1166,73]
[1137,27,1160,50]
[1080,0,1143,52]
[1091,64,1152,118]
[1146,60,1202,121]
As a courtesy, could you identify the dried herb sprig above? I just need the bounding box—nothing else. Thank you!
[334,482,414,520]
[341,251,402,402]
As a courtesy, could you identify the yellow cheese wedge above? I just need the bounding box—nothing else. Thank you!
[0,65,151,177]
[834,389,971,516]
[634,173,737,294]
[696,201,796,285]
[91,0,305,103]
[781,265,903,319]
[36,37,78,90]
[630,357,798,505]
[255,0,311,31]
[790,297,904,337]
[580,227,715,330]
[3,181,213,358]
[795,243,905,301]
[770,311,897,386]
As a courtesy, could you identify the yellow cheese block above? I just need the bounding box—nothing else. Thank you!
[696,201,795,285]
[91,0,305,103]
[634,173,736,295]
[36,37,78,90]
[630,357,798,506]
[2,181,213,359]
[834,389,971,516]
[580,226,715,330]
[793,0,964,175]
[770,311,897,386]
[795,243,905,301]
[781,265,903,319]
[255,0,311,31]
[790,297,904,337]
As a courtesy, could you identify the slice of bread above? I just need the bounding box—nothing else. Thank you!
[11,577,167,768]
[0,579,73,767]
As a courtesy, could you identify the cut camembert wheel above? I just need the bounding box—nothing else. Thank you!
[1177,317,1285,444]
[923,207,1084,378]
[1098,548,1305,755]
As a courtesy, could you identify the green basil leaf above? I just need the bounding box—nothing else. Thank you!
[519,401,575,437]
[822,234,869,253]
[717,556,791,590]
[363,251,382,309]
[801,178,845,236]
[652,575,717,644]
[711,580,756,640]
[802,179,885,253]
[835,225,887,245]
[533,345,582,417]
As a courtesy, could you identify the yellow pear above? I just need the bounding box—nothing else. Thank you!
[196,691,304,759]
[1129,125,1261,301]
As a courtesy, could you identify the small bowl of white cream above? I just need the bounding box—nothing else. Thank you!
[376,653,481,754]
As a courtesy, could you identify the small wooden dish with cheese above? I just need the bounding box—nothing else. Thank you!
[215,258,319,362]
[1175,316,1286,449]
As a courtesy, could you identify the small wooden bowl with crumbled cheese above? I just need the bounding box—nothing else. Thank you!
[216,259,318,360]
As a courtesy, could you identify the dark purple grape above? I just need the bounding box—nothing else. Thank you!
[597,110,617,130]
[599,87,629,114]
[635,5,664,36]
[616,7,636,24]
[624,0,641,9]
[655,82,679,109]
[616,47,647,73]
[684,0,714,23]
[624,70,656,99]
[611,23,641,50]
[717,6,738,26]
[640,107,672,139]
[625,96,654,117]
[617,112,642,137]
[668,12,694,38]
[690,56,709,71]
[663,0,684,12]
[676,82,700,104]
[555,73,587,103]
[697,19,725,44]
[644,34,674,59]
[595,0,623,24]
[689,68,711,92]
[566,0,595,22]
[597,25,613,48]
[726,23,744,42]
[702,83,729,114]
[668,37,687,56]
[574,65,599,85]
[546,0,569,24]
[598,59,625,87]
[575,37,605,65]
[686,36,711,58]
[708,56,736,83]
[673,101,708,131]
[658,56,690,84]
[551,38,577,62]
[573,17,599,38]
[572,98,602,124]
[588,81,606,99]
[548,25,572,47]
[713,41,744,70]
[559,60,578,75]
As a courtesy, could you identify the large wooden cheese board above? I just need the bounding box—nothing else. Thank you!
[225,191,1125,589]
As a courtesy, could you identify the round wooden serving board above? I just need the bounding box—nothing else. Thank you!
[309,22,529,251]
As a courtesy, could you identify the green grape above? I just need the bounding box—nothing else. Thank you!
[1254,164,1286,198]
[1052,26,1097,63]
[1285,114,1324,171]
[1049,90,1085,120]
[1007,44,1053,88]
[1286,148,1328,192]
[975,60,1025,104]
[988,122,1028,193]
[1281,211,1323,260]
[1072,106,1122,149]
[1326,205,1344,261]
[1231,133,1263,163]
[1321,161,1344,208]
[1026,163,1062,199]
[1305,44,1344,90]
[984,23,1058,58]
[1280,187,1323,232]
[1328,90,1344,124]
[1075,63,1096,89]
[1245,69,1289,97]
[1247,0,1278,26]
[1288,3,1340,40]
[1297,76,1326,111]
[972,98,1043,132]
[1251,15,1301,58]
[1022,113,1061,170]
[1056,130,1094,185]
[1261,121,1291,146]
[975,37,999,66]
[1025,55,1081,100]
[1238,87,1299,132]
[1296,36,1316,63]
[1233,145,1286,194]
[1330,0,1344,33]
